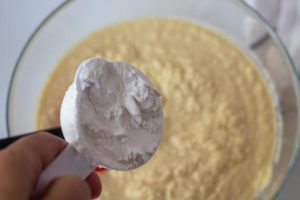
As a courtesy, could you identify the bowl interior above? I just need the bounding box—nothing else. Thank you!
[7,0,299,199]
[6,0,250,134]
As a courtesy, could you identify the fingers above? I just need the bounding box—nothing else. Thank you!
[41,176,91,200]
[86,171,102,198]
[0,132,102,200]
[0,132,67,199]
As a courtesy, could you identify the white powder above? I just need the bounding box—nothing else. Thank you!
[60,57,163,170]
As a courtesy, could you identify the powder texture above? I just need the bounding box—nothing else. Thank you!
[38,18,275,200]
[60,57,163,170]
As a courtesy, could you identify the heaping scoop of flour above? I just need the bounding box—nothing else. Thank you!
[60,57,163,170]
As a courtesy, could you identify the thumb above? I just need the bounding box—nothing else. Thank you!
[41,176,91,200]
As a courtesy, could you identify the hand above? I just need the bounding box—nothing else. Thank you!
[0,132,101,200]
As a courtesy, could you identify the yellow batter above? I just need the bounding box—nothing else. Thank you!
[37,18,275,200]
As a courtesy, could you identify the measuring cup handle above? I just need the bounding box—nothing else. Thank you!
[32,144,95,199]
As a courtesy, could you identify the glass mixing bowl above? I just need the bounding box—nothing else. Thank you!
[6,0,300,199]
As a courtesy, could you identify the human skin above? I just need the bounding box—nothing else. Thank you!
[0,132,101,200]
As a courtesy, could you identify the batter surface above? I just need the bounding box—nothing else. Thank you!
[37,18,275,200]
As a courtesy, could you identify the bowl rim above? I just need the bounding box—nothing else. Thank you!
[5,0,300,199]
